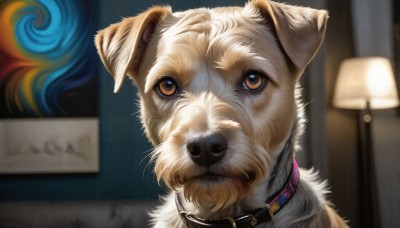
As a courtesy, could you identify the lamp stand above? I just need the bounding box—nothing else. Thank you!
[357,101,381,228]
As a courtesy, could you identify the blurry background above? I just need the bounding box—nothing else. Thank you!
[0,0,399,227]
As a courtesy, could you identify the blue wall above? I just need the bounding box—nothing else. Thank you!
[0,0,245,201]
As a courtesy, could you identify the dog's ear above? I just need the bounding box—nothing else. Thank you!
[249,0,328,71]
[95,6,171,93]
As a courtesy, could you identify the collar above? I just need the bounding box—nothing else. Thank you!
[176,159,300,228]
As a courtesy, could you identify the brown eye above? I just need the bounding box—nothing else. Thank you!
[242,71,267,91]
[156,77,178,97]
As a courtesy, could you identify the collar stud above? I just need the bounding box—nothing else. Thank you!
[250,217,257,226]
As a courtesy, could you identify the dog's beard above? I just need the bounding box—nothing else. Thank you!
[183,176,249,212]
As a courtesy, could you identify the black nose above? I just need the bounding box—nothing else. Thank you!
[187,134,227,166]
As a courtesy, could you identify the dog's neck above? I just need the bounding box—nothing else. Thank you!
[265,135,296,201]
[176,134,297,223]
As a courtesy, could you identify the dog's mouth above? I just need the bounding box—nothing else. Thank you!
[195,172,226,182]
[192,171,256,184]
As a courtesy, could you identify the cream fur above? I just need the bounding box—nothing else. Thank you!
[95,0,348,227]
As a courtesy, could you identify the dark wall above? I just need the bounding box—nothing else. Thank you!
[326,0,400,228]
[325,0,359,227]
[395,0,400,93]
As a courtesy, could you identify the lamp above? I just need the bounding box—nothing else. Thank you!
[334,57,399,109]
[333,57,399,228]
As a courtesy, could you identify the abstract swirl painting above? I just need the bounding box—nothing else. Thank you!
[0,0,98,117]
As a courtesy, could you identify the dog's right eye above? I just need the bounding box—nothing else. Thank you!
[155,77,178,97]
[241,70,267,93]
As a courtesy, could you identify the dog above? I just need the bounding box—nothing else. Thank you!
[95,0,349,227]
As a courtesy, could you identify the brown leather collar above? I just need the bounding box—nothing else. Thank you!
[176,199,272,228]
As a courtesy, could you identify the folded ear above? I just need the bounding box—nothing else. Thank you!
[249,0,328,71]
[95,6,171,93]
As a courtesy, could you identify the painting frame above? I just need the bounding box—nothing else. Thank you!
[0,0,100,174]
[0,118,99,174]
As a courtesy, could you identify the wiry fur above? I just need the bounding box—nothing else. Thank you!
[95,0,348,227]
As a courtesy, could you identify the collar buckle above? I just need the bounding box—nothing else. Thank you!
[265,204,275,221]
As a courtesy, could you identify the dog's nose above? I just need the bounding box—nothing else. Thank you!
[187,134,227,166]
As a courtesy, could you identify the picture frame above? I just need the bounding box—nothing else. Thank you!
[0,0,99,174]
[0,119,99,174]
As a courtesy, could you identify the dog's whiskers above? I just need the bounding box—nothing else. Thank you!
[139,148,157,177]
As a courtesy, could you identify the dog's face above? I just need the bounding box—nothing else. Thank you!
[95,0,328,211]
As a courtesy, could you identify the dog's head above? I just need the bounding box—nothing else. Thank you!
[95,0,328,211]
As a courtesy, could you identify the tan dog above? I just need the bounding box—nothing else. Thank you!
[95,0,348,227]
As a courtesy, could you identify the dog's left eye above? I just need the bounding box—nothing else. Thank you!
[242,71,267,92]
[156,77,179,97]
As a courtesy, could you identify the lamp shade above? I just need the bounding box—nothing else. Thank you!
[333,57,400,109]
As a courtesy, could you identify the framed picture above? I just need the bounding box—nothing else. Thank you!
[0,119,99,174]
[0,0,99,173]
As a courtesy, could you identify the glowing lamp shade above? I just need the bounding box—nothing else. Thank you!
[333,57,400,109]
